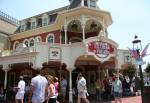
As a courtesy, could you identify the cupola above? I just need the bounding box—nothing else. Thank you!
[68,0,99,9]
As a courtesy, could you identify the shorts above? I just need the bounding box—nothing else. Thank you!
[114,92,122,97]
[78,92,87,98]
[15,92,25,99]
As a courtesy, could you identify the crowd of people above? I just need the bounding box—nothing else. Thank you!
[13,71,68,103]
[2,72,149,103]
[93,75,142,103]
[12,72,91,103]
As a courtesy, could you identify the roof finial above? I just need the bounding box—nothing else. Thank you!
[134,35,138,39]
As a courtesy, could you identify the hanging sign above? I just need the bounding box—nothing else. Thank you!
[88,41,115,58]
[49,47,61,60]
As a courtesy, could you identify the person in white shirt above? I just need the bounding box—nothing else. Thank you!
[30,72,48,103]
[77,73,90,103]
[111,76,122,103]
[15,76,25,103]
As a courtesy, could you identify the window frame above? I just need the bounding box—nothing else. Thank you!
[31,21,36,29]
[46,33,55,43]
[20,24,25,32]
[29,38,35,47]
[23,39,29,47]
[35,36,42,43]
[42,18,48,26]
[13,41,20,50]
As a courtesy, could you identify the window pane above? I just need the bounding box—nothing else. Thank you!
[25,41,29,47]
[43,18,48,26]
[90,1,96,8]
[31,22,36,29]
[30,39,34,46]
[21,25,25,32]
[48,35,54,43]
[15,43,19,49]
[49,14,57,24]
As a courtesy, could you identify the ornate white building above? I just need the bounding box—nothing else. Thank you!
[0,0,135,102]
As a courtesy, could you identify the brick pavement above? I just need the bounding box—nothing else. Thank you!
[4,96,141,103]
[117,96,141,103]
[95,96,142,103]
[83,96,141,103]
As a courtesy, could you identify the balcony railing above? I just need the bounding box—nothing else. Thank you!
[0,10,19,26]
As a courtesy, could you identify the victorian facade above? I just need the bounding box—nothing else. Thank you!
[0,0,134,102]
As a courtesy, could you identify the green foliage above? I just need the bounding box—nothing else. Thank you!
[123,64,136,76]
[145,63,150,76]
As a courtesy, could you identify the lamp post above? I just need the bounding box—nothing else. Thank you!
[132,35,144,103]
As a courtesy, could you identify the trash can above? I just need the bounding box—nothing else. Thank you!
[143,86,150,103]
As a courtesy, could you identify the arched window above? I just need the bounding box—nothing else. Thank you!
[35,36,42,43]
[25,41,29,47]
[47,34,54,43]
[13,41,20,50]
[30,38,34,46]
[23,39,29,47]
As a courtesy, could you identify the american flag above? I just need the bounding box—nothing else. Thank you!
[128,47,139,59]
[141,43,150,58]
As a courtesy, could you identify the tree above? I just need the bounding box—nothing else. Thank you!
[145,63,150,76]
[122,64,136,77]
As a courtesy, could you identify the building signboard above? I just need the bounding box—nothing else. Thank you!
[49,47,61,60]
[88,41,114,58]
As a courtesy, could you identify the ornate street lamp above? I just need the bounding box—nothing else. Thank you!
[132,35,144,103]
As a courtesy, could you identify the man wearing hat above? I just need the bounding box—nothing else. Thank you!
[15,76,26,103]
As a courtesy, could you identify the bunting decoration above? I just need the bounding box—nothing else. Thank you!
[141,43,150,58]
[128,47,139,59]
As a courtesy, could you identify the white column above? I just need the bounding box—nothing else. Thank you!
[3,65,9,101]
[102,18,106,37]
[2,64,10,89]
[82,23,85,42]
[4,70,8,89]
[88,0,90,7]
[69,69,73,103]
[81,0,84,6]
[64,25,67,44]
[60,33,62,44]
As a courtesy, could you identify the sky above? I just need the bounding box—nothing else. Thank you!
[0,0,150,69]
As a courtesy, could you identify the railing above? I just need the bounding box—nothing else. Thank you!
[0,46,36,57]
[0,10,19,26]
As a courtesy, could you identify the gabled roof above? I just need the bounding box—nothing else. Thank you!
[20,6,69,21]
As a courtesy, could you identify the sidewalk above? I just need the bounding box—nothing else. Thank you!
[4,96,141,103]
[90,96,141,103]
[116,96,141,103]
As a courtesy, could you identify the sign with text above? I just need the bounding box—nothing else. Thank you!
[88,41,114,58]
[49,47,61,60]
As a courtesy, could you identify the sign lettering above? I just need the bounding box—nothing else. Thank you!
[88,41,114,58]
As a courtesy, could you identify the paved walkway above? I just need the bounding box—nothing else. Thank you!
[90,96,141,103]
[117,96,141,103]
[4,96,141,103]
